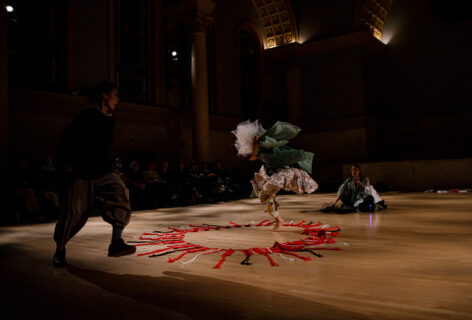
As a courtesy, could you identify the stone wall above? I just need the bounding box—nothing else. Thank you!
[8,88,241,167]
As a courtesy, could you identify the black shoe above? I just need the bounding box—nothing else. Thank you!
[376,200,387,210]
[53,249,67,268]
[108,239,136,257]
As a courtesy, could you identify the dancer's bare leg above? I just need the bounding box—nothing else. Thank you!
[273,215,285,231]
[266,196,284,231]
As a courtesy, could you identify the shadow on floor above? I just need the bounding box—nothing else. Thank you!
[66,265,370,320]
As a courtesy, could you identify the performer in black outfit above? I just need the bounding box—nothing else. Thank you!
[53,81,135,268]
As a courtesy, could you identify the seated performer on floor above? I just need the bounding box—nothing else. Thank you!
[232,120,318,231]
[331,164,386,212]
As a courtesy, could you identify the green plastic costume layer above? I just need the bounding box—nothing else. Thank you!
[257,121,314,175]
[337,176,368,205]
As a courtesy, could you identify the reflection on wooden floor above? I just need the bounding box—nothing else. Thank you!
[1,192,471,319]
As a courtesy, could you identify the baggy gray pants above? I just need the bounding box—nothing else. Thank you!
[54,172,131,251]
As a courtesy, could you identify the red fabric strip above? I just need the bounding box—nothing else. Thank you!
[168,251,190,263]
[261,252,278,266]
[213,249,235,269]
[138,247,173,256]
[256,220,270,226]
[278,250,311,262]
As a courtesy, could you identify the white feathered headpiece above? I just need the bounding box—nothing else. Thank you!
[232,119,266,157]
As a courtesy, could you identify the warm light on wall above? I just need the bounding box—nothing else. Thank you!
[373,29,382,40]
[380,27,394,44]
[266,38,297,49]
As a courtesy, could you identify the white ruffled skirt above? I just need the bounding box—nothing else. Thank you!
[251,166,318,206]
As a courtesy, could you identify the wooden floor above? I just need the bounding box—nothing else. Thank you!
[1,192,472,320]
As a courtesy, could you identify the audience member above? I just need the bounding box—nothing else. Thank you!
[37,155,60,220]
[113,156,127,183]
[157,160,171,206]
[8,159,41,222]
[142,161,166,209]
[126,160,147,210]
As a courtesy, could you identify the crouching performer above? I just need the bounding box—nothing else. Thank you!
[53,81,135,268]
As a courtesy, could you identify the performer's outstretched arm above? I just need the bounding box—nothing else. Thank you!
[249,136,259,161]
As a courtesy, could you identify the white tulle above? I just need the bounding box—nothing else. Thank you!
[232,119,267,157]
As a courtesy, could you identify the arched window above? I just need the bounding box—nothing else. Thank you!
[239,30,261,120]
[8,0,67,91]
[115,0,150,103]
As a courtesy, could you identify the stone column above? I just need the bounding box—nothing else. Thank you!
[190,0,215,162]
[0,0,9,174]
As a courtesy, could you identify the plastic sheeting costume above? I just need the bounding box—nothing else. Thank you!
[232,120,318,230]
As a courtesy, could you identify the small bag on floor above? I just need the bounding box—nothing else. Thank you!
[358,195,375,212]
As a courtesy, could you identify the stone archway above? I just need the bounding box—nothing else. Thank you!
[354,0,393,40]
[250,0,298,48]
[251,0,393,46]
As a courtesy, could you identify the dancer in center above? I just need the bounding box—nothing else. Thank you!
[232,120,318,231]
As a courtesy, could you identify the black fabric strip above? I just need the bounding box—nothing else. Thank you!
[149,246,201,258]
[303,250,323,258]
[240,254,252,265]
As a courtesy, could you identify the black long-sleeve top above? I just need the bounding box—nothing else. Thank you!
[58,108,115,180]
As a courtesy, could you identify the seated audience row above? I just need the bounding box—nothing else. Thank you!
[120,158,243,210]
[6,155,249,222]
